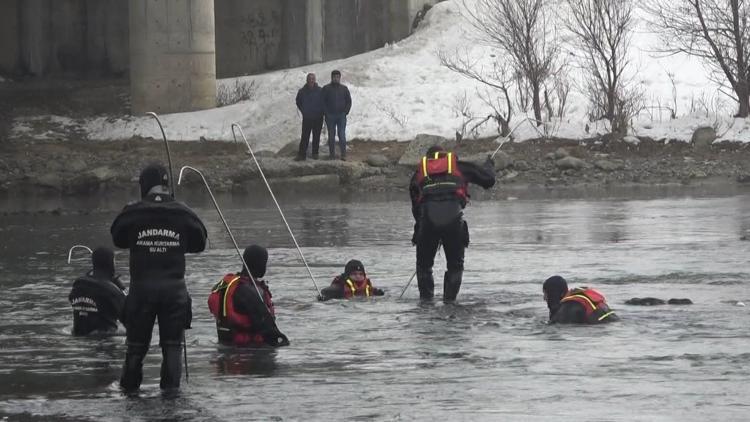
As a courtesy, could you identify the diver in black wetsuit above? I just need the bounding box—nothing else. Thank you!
[68,247,126,336]
[543,275,618,324]
[111,163,208,393]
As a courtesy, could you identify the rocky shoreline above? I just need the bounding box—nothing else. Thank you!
[3,133,750,210]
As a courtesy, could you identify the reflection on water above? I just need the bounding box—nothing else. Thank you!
[1,193,750,421]
[212,348,279,378]
[301,207,350,247]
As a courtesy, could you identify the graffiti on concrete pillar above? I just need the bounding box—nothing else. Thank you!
[238,7,281,69]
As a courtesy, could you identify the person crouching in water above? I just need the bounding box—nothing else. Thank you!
[208,245,289,348]
[318,259,384,301]
[543,275,619,324]
[68,247,126,336]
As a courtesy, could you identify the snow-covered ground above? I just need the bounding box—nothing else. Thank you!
[12,0,743,151]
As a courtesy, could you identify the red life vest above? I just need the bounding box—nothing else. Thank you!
[342,277,374,299]
[208,274,274,346]
[560,287,615,323]
[414,151,468,204]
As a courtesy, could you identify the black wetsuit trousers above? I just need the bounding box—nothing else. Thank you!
[120,283,190,391]
[416,217,467,300]
[416,217,466,271]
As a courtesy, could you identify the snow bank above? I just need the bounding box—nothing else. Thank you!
[28,0,750,149]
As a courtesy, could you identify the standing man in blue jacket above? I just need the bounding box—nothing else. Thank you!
[322,70,352,160]
[295,73,324,161]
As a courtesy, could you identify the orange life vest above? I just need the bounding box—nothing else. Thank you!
[560,287,616,323]
[208,274,274,346]
[343,277,373,298]
[414,151,468,204]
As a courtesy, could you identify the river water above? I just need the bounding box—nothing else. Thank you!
[1,191,749,421]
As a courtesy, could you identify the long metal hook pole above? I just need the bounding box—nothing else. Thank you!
[177,166,274,312]
[67,245,93,264]
[398,271,417,299]
[143,111,195,376]
[147,112,185,378]
[491,117,547,159]
[399,241,442,299]
[147,112,176,197]
[230,124,322,297]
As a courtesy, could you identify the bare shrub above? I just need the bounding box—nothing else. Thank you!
[612,85,646,134]
[217,79,257,107]
[542,65,572,121]
[553,67,572,119]
[438,49,514,136]
[476,88,512,136]
[564,0,636,133]
[666,71,678,119]
[376,103,409,128]
[451,91,485,140]
[515,70,531,113]
[689,91,733,134]
[462,0,559,126]
[645,0,750,117]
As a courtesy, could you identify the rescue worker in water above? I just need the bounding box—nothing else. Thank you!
[409,145,496,302]
[543,275,619,324]
[68,246,126,336]
[111,163,208,393]
[208,245,289,347]
[318,259,384,300]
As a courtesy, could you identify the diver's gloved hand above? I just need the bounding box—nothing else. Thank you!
[112,275,126,291]
[317,294,328,302]
[373,288,385,296]
[262,329,290,347]
[484,155,495,169]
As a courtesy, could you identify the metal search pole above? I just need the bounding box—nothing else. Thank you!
[177,166,277,314]
[230,123,322,297]
[146,112,187,380]
[146,112,176,197]
[398,271,417,299]
[491,117,548,159]
[399,241,442,299]
[67,245,93,264]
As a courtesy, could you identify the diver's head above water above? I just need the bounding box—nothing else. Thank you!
[543,275,569,317]
[138,163,170,198]
[344,259,366,282]
[91,246,115,280]
[241,244,268,279]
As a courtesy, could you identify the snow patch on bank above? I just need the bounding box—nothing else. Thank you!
[16,0,750,150]
[12,115,83,140]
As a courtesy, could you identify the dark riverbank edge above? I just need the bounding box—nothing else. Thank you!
[3,135,750,213]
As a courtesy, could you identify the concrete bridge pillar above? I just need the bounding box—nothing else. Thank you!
[129,0,216,114]
[305,0,324,64]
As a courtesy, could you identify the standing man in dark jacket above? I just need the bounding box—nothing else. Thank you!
[68,247,126,336]
[409,146,496,302]
[111,163,208,393]
[322,69,352,160]
[295,73,324,161]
